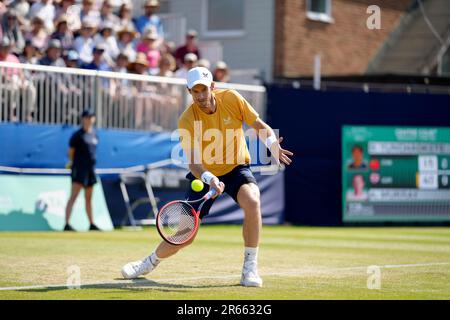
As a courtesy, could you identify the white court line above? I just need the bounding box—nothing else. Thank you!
[0,261,449,292]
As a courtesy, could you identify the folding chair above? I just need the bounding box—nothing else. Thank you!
[119,172,159,227]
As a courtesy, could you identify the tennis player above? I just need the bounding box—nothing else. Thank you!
[122,67,293,287]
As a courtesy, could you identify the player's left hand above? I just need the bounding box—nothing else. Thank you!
[270,137,293,165]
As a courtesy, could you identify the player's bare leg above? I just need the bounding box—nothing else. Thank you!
[64,182,83,230]
[121,222,201,279]
[85,186,100,230]
[237,183,263,287]
[84,186,94,225]
[238,183,262,247]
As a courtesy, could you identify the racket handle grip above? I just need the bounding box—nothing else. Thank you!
[204,188,217,200]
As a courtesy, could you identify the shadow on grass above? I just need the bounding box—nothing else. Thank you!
[17,277,240,293]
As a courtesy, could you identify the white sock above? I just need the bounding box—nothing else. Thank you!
[244,247,258,262]
[149,251,164,266]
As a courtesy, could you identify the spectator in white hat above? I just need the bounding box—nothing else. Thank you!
[39,39,65,67]
[29,0,56,33]
[73,19,97,63]
[1,9,25,55]
[213,60,230,83]
[79,0,100,28]
[116,2,135,33]
[55,0,81,32]
[99,0,119,26]
[197,58,211,69]
[64,49,80,68]
[174,52,197,79]
[94,20,119,63]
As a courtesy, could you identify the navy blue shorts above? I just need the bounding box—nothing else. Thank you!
[185,165,258,219]
[71,166,97,187]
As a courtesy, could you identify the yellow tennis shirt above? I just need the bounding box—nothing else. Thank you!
[178,89,259,177]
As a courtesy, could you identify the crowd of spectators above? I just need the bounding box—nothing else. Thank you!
[0,0,231,81]
[0,0,232,127]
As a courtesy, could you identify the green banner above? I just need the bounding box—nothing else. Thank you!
[342,126,450,222]
[0,175,113,231]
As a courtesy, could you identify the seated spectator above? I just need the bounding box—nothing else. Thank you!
[10,0,30,25]
[128,52,150,75]
[94,20,119,66]
[0,36,31,122]
[155,53,176,77]
[116,25,136,61]
[213,60,230,83]
[161,40,175,56]
[174,53,197,79]
[136,27,160,74]
[116,2,135,33]
[174,29,200,69]
[24,16,49,53]
[19,39,39,64]
[81,43,110,71]
[28,0,56,34]
[1,9,25,55]
[112,51,130,89]
[99,0,119,26]
[39,39,65,67]
[0,2,7,17]
[55,0,81,33]
[197,58,210,69]
[0,36,20,69]
[79,0,101,27]
[64,49,80,68]
[134,0,163,37]
[73,19,96,64]
[113,51,129,73]
[51,15,74,51]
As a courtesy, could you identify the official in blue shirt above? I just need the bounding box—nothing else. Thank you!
[64,109,101,231]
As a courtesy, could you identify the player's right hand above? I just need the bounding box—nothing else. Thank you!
[210,178,225,198]
[65,161,72,169]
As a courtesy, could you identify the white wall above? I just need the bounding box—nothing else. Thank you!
[167,0,275,82]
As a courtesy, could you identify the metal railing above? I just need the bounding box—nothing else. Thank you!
[277,79,450,95]
[0,62,267,131]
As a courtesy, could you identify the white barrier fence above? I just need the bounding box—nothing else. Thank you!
[0,62,266,132]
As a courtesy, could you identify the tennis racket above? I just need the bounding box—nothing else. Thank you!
[156,189,217,245]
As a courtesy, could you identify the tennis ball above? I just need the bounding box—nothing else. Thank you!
[191,179,204,192]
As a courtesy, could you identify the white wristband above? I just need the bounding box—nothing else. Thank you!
[201,171,217,185]
[265,135,277,149]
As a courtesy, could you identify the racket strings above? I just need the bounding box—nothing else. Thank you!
[158,202,196,244]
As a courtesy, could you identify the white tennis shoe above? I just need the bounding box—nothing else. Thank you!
[240,260,263,287]
[121,256,157,279]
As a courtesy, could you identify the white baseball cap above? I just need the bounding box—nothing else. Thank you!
[187,67,213,89]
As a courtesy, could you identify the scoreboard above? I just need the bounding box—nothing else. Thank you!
[342,126,450,222]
